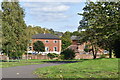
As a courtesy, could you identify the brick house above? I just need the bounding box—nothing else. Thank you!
[28,33,62,55]
[68,36,108,59]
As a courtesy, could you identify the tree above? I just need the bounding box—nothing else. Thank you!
[60,48,75,60]
[2,0,27,59]
[72,31,80,36]
[61,31,72,50]
[78,1,120,58]
[0,10,2,50]
[113,38,120,58]
[33,41,45,53]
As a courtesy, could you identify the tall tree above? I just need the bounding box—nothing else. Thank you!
[2,0,27,58]
[78,1,120,58]
[0,10,2,51]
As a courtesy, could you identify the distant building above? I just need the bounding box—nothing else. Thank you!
[28,33,62,55]
[68,36,108,59]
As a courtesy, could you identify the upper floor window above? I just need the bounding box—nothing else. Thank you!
[54,40,57,43]
[45,40,49,43]
[54,47,57,51]
[29,46,32,50]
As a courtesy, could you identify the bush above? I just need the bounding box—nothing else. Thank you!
[47,53,59,59]
[100,54,106,58]
[60,48,75,60]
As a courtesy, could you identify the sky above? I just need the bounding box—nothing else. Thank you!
[0,0,86,32]
[21,2,85,32]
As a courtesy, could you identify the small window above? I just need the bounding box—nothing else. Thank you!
[45,40,49,43]
[45,47,49,52]
[29,47,32,50]
[54,40,57,43]
[54,47,57,51]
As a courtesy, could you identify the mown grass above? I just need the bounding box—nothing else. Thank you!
[34,58,119,78]
[0,59,46,68]
[0,59,89,68]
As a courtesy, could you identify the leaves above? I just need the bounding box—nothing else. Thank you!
[78,1,120,58]
[2,1,27,58]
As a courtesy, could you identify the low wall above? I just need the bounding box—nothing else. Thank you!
[0,55,9,60]
[22,54,49,59]
[75,53,100,59]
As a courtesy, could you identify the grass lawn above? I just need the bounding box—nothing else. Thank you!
[0,59,85,68]
[0,59,47,68]
[34,58,119,78]
[0,59,82,68]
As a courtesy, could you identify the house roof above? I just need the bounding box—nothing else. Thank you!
[71,36,80,40]
[32,33,61,40]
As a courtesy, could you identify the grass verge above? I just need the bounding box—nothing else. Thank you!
[34,58,119,78]
[0,59,46,68]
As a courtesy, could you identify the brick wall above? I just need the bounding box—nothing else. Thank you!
[22,54,50,59]
[31,39,61,52]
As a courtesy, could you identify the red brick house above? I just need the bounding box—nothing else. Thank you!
[28,33,62,55]
[68,36,108,59]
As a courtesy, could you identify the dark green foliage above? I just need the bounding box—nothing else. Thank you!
[100,54,106,58]
[2,0,27,59]
[60,48,75,60]
[33,41,45,52]
[84,45,90,52]
[78,1,120,58]
[84,48,89,53]
[113,39,120,58]
[61,31,72,50]
[72,31,80,36]
[47,53,59,59]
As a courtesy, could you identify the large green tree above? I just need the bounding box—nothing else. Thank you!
[78,1,120,58]
[2,0,27,58]
[33,41,45,53]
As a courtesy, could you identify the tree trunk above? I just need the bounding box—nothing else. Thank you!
[109,49,112,58]
[91,45,96,59]
[93,55,96,59]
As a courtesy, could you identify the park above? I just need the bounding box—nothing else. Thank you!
[0,0,120,79]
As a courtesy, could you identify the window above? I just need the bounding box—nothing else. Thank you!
[45,47,49,52]
[54,47,57,51]
[29,46,32,50]
[54,40,57,43]
[45,40,49,43]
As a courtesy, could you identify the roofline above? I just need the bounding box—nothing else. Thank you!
[32,38,61,40]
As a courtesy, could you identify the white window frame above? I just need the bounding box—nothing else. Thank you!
[29,46,32,50]
[54,47,57,51]
[53,40,57,43]
[45,40,49,43]
[45,47,49,52]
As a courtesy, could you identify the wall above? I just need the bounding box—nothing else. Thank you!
[31,39,61,53]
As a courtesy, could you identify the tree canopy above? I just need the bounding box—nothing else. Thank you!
[2,0,27,58]
[78,1,120,58]
[33,41,45,53]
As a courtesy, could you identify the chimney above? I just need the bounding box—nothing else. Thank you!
[44,28,46,34]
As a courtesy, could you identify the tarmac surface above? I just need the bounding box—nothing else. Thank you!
[2,63,63,78]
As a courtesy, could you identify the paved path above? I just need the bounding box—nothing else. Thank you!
[2,63,63,78]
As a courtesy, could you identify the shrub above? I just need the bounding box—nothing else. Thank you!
[47,53,59,59]
[60,48,75,60]
[100,54,106,58]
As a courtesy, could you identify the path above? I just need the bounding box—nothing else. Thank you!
[2,63,63,78]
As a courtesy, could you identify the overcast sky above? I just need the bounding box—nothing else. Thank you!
[0,0,86,32]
